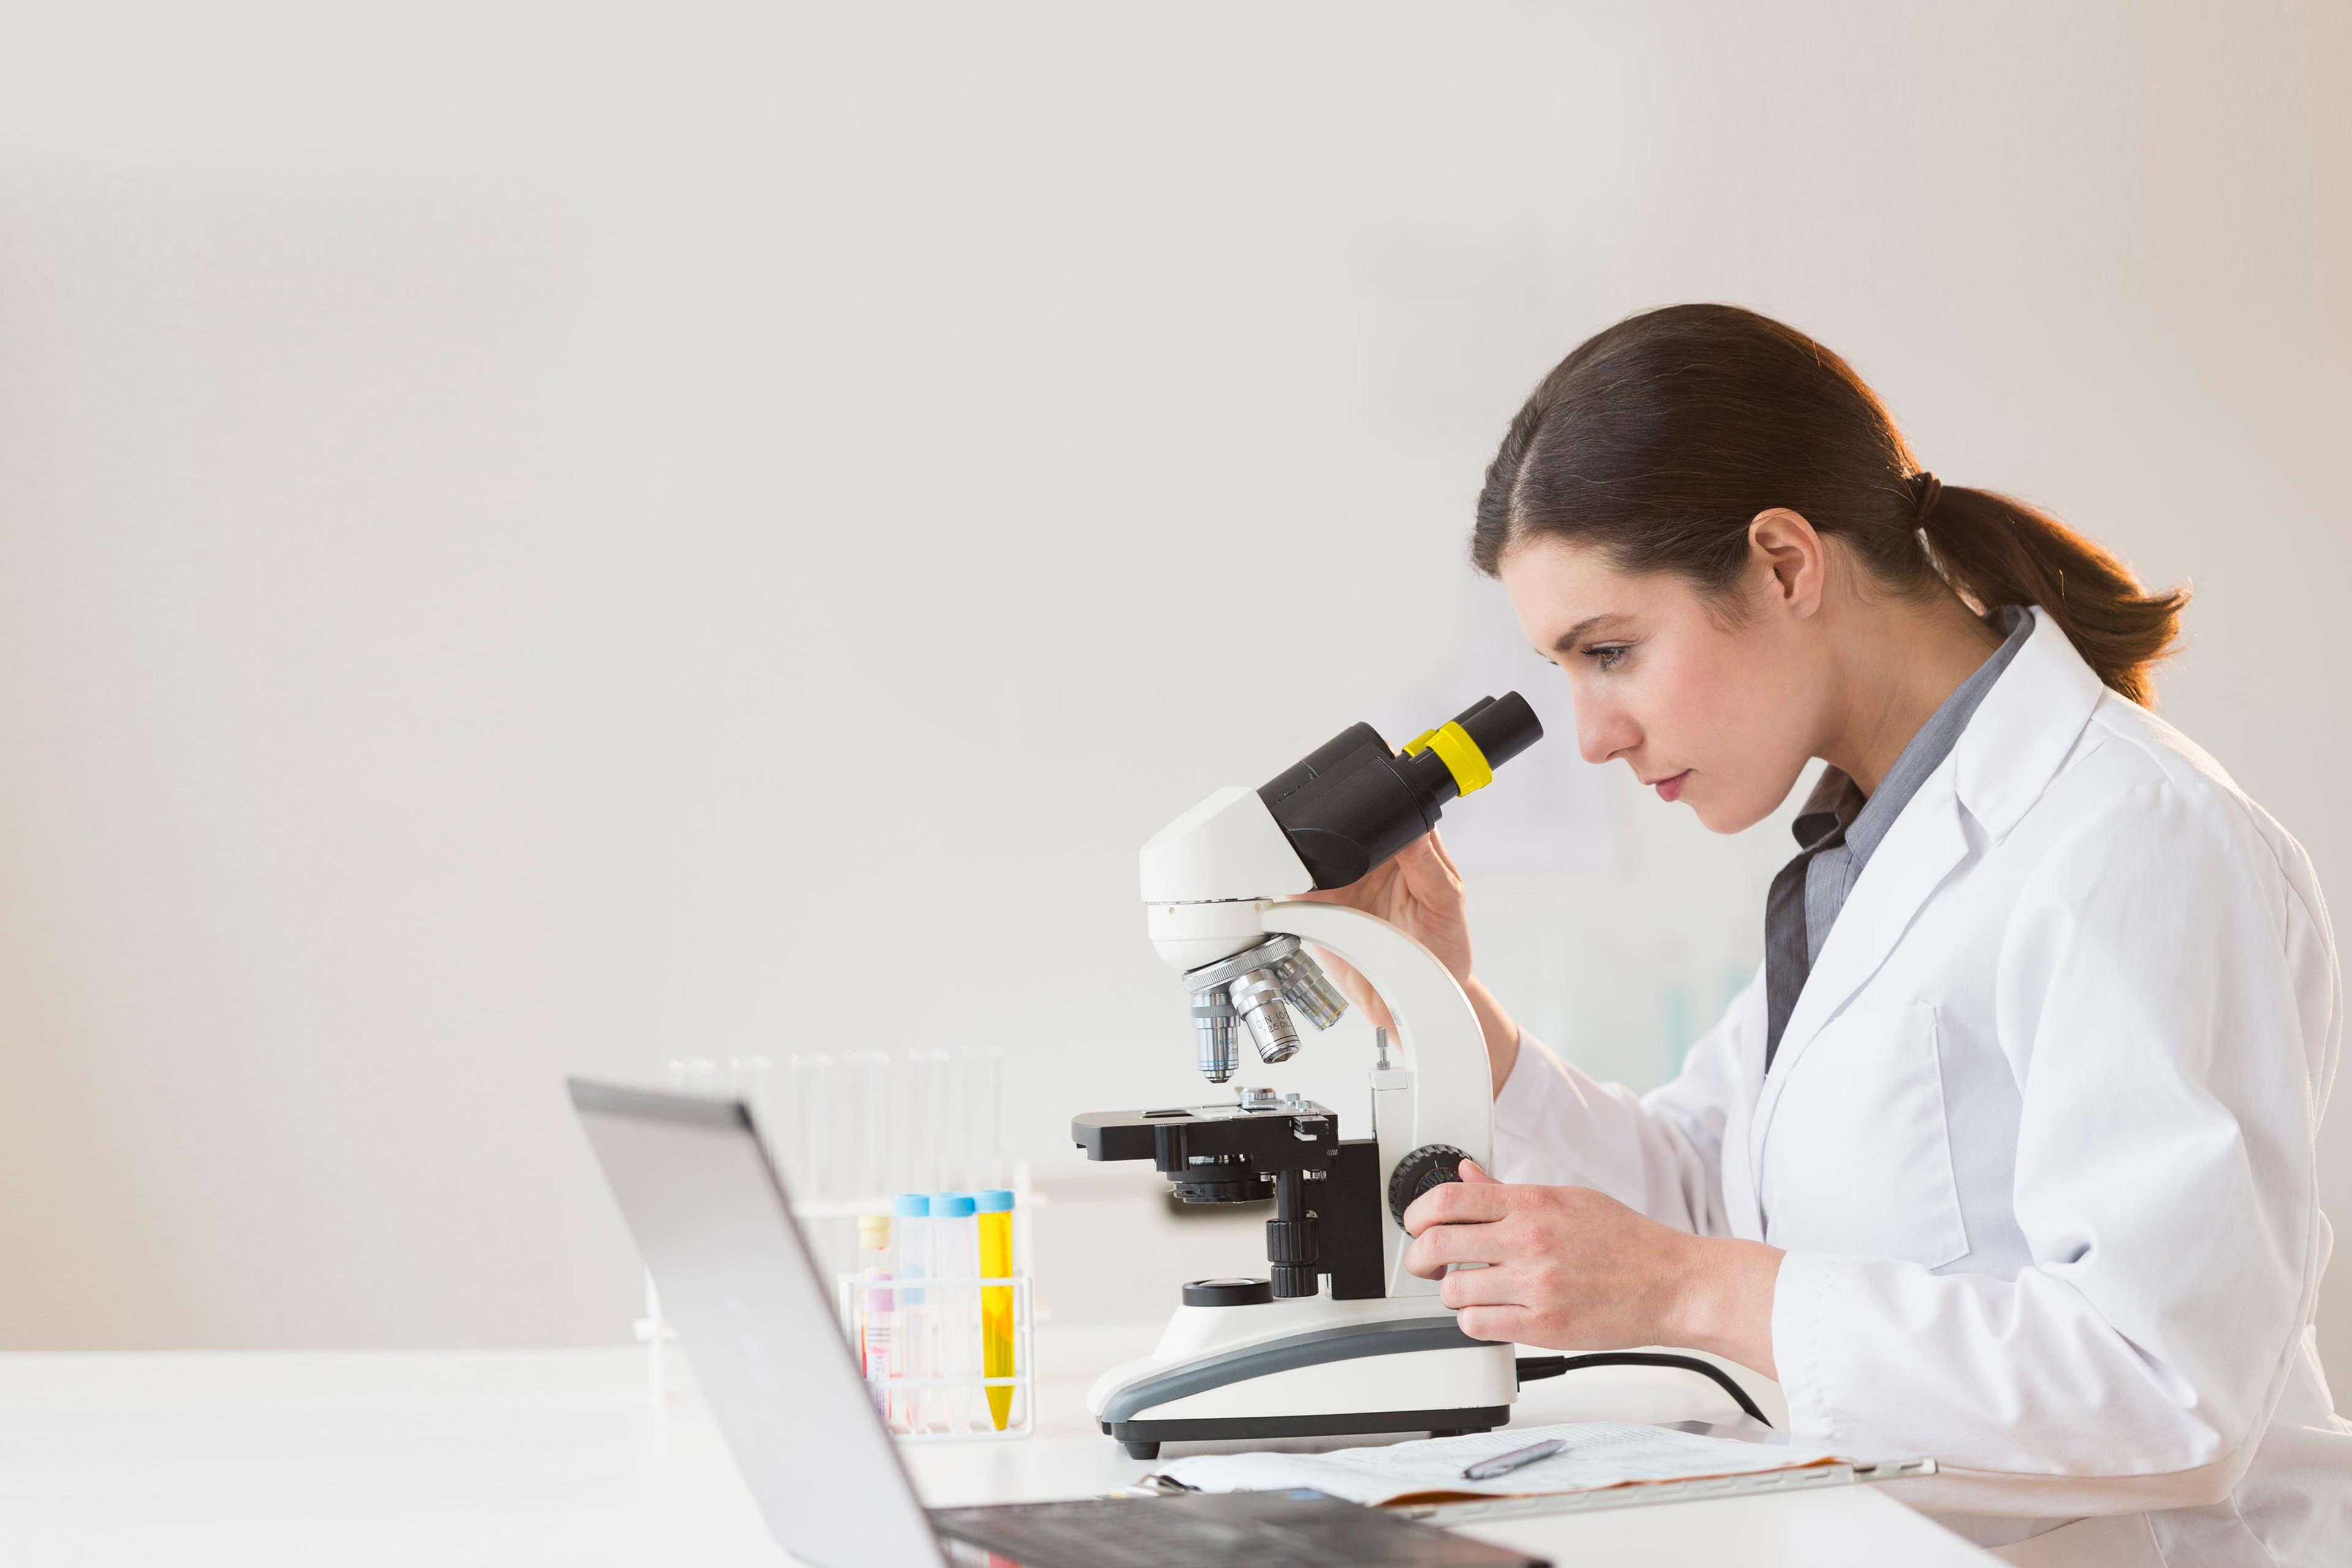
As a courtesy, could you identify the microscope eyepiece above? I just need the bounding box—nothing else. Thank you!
[1255,691,1543,890]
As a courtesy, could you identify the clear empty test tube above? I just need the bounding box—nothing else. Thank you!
[938,1052,968,1193]
[903,1049,952,1194]
[959,1046,1004,1192]
[784,1051,834,1205]
[891,1193,933,1433]
[779,1050,836,1278]
[843,1049,893,1207]
[932,1191,979,1434]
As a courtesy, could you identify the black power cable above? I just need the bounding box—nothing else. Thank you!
[1515,1352,1772,1429]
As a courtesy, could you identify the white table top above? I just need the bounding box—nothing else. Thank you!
[0,1330,1991,1566]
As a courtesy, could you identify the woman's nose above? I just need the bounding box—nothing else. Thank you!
[1575,703,1638,767]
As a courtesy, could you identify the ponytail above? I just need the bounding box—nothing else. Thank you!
[1915,482,2187,707]
[1473,304,2189,708]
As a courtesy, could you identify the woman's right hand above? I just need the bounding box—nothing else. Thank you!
[1297,831,1475,1017]
[1297,830,1521,1091]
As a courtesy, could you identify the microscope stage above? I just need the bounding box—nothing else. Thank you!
[1072,1100,1340,1163]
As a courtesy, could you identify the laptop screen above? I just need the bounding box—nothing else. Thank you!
[568,1079,948,1568]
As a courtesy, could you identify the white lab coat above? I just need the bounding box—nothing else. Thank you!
[1494,607,2352,1566]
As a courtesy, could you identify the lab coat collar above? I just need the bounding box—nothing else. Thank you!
[1749,605,2106,1201]
[1951,605,2108,843]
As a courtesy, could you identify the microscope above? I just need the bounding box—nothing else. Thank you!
[1076,695,1543,1459]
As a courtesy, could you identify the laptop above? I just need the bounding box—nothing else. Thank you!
[567,1079,1545,1568]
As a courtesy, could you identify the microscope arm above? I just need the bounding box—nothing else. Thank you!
[1257,901,1491,1165]
[1259,900,1493,1298]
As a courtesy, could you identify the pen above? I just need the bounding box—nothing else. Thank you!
[1461,1436,1569,1481]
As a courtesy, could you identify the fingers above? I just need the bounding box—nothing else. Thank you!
[1438,1262,1518,1310]
[1423,829,1465,882]
[1454,1305,1536,1344]
[1403,1218,1507,1278]
[1396,833,1461,896]
[1291,858,1397,914]
[1456,1157,1498,1185]
[1395,832,1442,868]
[1402,1178,1511,1235]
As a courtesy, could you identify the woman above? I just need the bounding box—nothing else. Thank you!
[1320,305,2349,1564]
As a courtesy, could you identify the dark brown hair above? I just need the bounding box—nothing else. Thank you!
[1471,303,2186,706]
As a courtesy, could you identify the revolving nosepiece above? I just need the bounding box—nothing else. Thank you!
[1183,934,1345,1082]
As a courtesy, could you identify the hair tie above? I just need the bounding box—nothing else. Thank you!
[1910,470,1944,521]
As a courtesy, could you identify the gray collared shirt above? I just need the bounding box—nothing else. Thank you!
[1760,605,2033,1071]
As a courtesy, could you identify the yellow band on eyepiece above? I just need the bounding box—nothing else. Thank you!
[1404,720,1493,795]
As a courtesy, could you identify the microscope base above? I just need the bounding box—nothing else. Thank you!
[1105,1404,1511,1461]
[1085,1298,1519,1458]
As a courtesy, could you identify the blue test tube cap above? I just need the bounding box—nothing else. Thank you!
[974,1189,1014,1213]
[932,1193,977,1218]
[893,1193,931,1218]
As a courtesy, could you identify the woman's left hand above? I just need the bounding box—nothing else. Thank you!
[1400,1159,1785,1376]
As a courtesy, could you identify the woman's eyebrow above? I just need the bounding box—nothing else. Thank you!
[1551,614,1629,653]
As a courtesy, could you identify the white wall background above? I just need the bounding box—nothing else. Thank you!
[2,1,2347,1370]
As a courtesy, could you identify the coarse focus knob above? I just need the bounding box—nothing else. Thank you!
[1387,1144,1466,1225]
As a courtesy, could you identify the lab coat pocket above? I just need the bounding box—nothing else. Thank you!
[1760,1003,1970,1269]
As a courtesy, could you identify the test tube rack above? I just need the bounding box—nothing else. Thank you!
[835,1272,1036,1442]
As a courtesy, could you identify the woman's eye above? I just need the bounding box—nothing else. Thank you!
[1585,644,1630,671]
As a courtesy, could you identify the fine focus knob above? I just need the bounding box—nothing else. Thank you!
[1388,1143,1466,1224]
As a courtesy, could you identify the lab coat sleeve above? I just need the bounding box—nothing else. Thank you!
[1771,778,2336,1513]
[1490,970,1758,1237]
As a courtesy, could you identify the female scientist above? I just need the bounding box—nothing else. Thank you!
[1320,305,2350,1563]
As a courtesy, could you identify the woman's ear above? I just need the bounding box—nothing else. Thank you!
[1747,508,1828,619]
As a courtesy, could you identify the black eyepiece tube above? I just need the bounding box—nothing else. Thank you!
[1458,691,1541,773]
[1256,691,1545,891]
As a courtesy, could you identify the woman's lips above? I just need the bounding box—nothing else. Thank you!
[1653,769,1692,803]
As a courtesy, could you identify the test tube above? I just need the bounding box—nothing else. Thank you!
[932,1191,979,1435]
[856,1213,894,1416]
[843,1049,893,1207]
[891,1193,933,1433]
[960,1046,1003,1191]
[785,1051,834,1204]
[903,1050,952,1193]
[975,1189,1016,1431]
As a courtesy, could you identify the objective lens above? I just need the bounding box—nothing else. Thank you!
[1273,950,1347,1032]
[1230,969,1301,1064]
[1191,987,1238,1082]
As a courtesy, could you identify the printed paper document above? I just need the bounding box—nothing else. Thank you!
[1157,1422,1843,1507]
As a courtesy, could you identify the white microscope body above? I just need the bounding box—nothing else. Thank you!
[1079,697,1543,1460]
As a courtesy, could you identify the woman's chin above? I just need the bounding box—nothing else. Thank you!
[1688,791,1771,835]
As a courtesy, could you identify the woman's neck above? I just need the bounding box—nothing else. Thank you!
[1821,595,2005,797]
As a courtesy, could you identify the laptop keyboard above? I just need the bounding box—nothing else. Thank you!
[929,1492,1544,1567]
